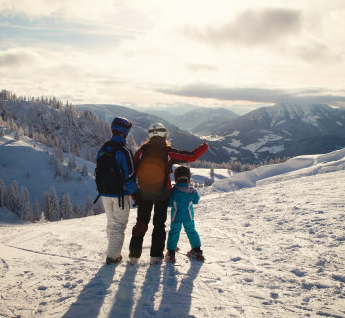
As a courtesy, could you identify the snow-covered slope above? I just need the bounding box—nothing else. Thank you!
[0,132,97,205]
[1,148,345,318]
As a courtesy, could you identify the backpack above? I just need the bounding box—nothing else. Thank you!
[94,141,125,205]
[136,144,171,201]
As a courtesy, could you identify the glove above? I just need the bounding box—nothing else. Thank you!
[131,190,141,207]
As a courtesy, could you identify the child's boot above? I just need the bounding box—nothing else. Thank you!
[187,247,205,261]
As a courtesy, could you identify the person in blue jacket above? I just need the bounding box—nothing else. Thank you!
[166,165,205,262]
[96,117,138,265]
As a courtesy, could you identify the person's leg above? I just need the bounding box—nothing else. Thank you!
[183,220,201,249]
[150,198,169,257]
[167,222,182,251]
[102,196,131,259]
[129,199,153,258]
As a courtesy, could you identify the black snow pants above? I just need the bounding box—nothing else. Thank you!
[129,198,170,258]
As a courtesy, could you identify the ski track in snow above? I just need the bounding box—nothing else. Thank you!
[1,169,345,317]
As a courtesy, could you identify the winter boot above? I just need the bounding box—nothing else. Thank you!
[150,256,163,265]
[129,257,139,266]
[165,250,176,263]
[187,247,205,261]
[106,255,122,265]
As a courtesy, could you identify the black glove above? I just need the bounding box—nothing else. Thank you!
[131,190,141,207]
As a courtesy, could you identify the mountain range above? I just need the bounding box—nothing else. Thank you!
[207,103,345,163]
[76,104,225,163]
[77,102,345,164]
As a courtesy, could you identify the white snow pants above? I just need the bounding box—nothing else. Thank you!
[102,196,131,259]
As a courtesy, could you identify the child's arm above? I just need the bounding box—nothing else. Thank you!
[192,190,200,204]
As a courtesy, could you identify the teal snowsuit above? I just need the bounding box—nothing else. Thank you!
[166,183,201,251]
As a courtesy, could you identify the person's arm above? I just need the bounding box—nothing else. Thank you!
[168,141,209,163]
[192,190,200,205]
[117,147,137,194]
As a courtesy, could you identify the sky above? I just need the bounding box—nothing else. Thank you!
[1,0,345,114]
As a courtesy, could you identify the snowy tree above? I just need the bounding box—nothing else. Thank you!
[0,179,7,207]
[84,196,94,217]
[32,198,41,222]
[68,156,77,171]
[14,130,20,140]
[73,203,83,218]
[60,194,73,219]
[93,200,105,215]
[81,164,88,177]
[8,180,20,215]
[18,126,24,137]
[48,187,61,221]
[20,186,31,221]
[51,155,62,178]
[210,164,215,180]
[53,146,64,163]
[41,191,50,221]
[63,169,71,182]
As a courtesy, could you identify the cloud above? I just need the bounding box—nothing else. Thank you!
[0,49,37,68]
[185,63,218,73]
[158,83,345,104]
[182,8,302,46]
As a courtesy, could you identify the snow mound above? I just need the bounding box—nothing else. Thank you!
[203,147,345,193]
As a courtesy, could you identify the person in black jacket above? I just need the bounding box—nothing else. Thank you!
[96,117,138,265]
[128,123,208,265]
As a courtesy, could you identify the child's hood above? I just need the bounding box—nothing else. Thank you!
[174,183,196,194]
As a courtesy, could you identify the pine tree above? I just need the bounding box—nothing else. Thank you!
[210,164,215,180]
[63,169,71,182]
[60,194,73,219]
[8,180,20,215]
[84,196,94,216]
[81,164,88,177]
[68,156,77,171]
[93,200,105,215]
[41,191,50,221]
[0,179,6,207]
[73,203,82,218]
[20,186,31,221]
[48,187,61,221]
[32,198,41,222]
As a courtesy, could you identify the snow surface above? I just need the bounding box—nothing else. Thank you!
[1,149,345,318]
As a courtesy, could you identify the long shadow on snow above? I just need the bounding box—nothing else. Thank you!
[61,264,116,318]
[133,260,203,318]
[107,263,139,318]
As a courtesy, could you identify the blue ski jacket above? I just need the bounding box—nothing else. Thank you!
[169,183,199,223]
[96,135,137,197]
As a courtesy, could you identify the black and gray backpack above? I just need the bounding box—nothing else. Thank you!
[94,141,125,207]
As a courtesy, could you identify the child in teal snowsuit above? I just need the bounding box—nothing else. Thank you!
[166,166,204,262]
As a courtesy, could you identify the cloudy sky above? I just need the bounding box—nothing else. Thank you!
[1,0,345,114]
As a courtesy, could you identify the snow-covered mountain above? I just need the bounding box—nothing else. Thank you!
[208,103,345,163]
[76,103,227,163]
[143,106,239,132]
[1,147,345,318]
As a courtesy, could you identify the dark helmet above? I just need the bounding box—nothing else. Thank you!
[111,117,132,138]
[174,165,191,183]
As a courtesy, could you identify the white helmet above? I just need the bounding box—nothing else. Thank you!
[148,123,168,139]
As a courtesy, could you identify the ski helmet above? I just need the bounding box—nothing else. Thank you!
[148,123,168,139]
[111,117,132,137]
[174,165,191,183]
